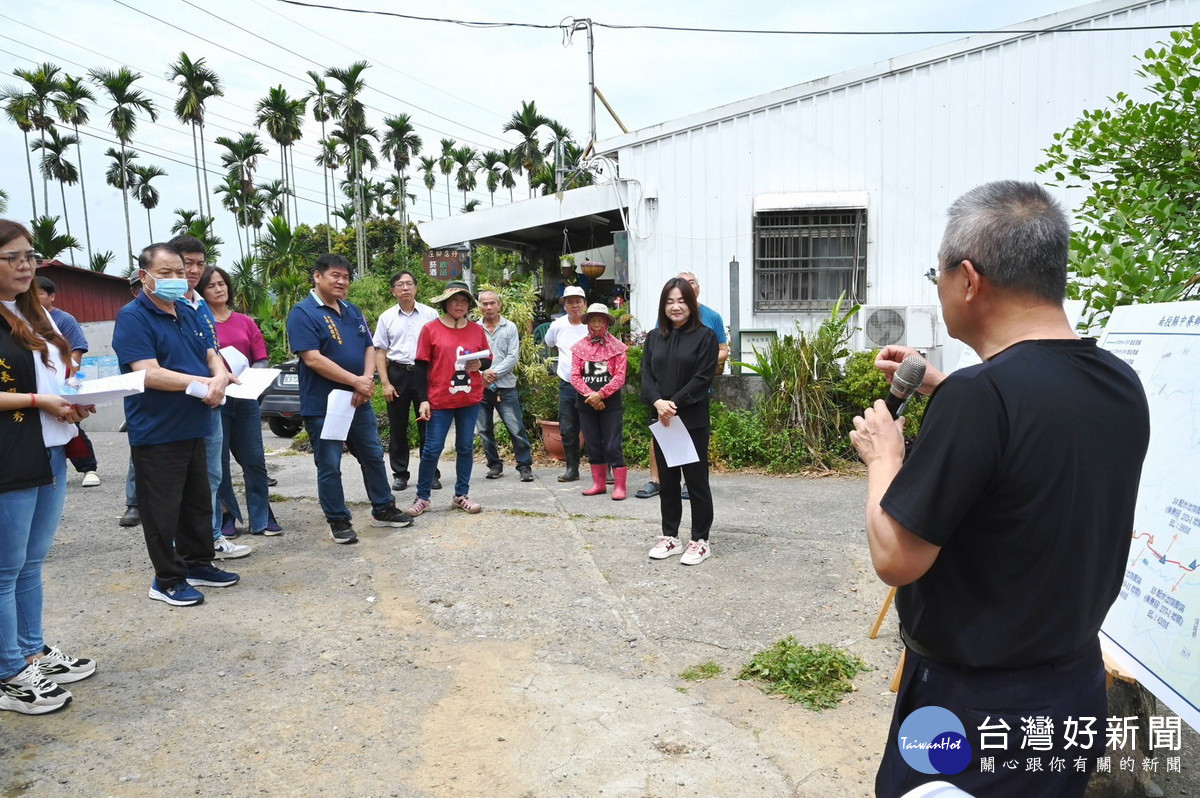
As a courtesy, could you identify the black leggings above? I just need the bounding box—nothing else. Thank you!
[653,424,712,540]
[576,392,624,467]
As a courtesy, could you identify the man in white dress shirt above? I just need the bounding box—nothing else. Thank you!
[373,271,440,492]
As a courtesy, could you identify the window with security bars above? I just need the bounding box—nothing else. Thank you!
[753,208,867,311]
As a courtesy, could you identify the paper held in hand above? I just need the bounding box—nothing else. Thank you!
[649,420,699,467]
[455,349,490,367]
[319,389,355,441]
[55,370,145,406]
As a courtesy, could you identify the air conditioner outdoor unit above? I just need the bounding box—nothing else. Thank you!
[855,305,939,350]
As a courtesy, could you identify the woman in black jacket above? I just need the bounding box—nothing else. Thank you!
[640,277,718,565]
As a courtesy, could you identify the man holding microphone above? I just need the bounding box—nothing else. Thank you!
[851,181,1150,797]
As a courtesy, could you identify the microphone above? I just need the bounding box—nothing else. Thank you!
[884,355,927,418]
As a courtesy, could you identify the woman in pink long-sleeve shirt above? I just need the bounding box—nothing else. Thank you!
[569,304,628,500]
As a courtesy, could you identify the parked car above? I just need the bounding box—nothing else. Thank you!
[260,359,302,438]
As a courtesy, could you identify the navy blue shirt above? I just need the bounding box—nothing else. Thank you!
[113,292,215,446]
[287,290,373,416]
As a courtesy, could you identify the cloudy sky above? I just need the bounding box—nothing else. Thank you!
[2,0,1101,270]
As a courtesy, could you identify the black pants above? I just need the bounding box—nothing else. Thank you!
[385,362,435,480]
[653,424,712,540]
[131,438,215,588]
[576,392,624,467]
[876,638,1106,797]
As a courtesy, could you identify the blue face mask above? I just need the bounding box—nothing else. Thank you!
[147,275,188,303]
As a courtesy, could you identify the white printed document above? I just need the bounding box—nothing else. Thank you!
[56,370,145,406]
[649,420,699,467]
[320,390,356,441]
[185,380,226,406]
[225,368,281,400]
[455,349,490,367]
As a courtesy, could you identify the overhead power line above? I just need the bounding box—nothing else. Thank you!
[274,0,1192,36]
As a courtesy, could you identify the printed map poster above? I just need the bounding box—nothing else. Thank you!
[1099,301,1200,732]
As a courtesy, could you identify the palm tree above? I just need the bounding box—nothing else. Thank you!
[258,179,292,219]
[12,63,63,214]
[502,100,552,197]
[52,74,95,262]
[314,137,341,235]
[451,146,478,206]
[131,164,167,240]
[462,199,482,213]
[1,93,37,216]
[31,127,79,264]
[29,215,80,262]
[386,174,417,223]
[168,52,223,221]
[228,255,267,316]
[88,250,114,273]
[104,147,138,200]
[256,216,314,326]
[381,113,422,249]
[255,85,306,225]
[332,203,355,228]
[437,138,458,215]
[0,188,7,214]
[419,155,438,221]
[325,61,371,269]
[305,71,335,247]
[478,150,504,207]
[216,132,268,257]
[89,67,157,267]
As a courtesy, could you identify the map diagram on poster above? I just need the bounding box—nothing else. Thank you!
[1099,301,1200,732]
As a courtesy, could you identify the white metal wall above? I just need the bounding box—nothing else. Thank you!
[615,0,1196,346]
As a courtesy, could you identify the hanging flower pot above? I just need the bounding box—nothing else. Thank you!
[580,260,606,279]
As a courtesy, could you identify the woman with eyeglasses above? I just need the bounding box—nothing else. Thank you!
[0,220,97,714]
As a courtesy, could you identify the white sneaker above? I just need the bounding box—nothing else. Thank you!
[81,471,100,487]
[648,536,682,559]
[680,539,711,566]
[34,645,96,684]
[0,663,72,714]
[213,538,252,559]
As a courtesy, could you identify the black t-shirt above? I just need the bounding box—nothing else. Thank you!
[0,319,52,492]
[882,338,1150,668]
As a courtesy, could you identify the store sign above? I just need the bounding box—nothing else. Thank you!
[423,249,463,281]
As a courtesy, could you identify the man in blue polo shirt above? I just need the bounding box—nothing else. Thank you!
[113,243,241,607]
[636,270,729,499]
[286,254,413,544]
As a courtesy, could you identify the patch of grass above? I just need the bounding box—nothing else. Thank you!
[569,513,635,521]
[269,493,289,503]
[737,637,868,710]
[499,509,555,518]
[679,661,723,682]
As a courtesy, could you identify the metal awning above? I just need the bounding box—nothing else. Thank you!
[417,182,629,252]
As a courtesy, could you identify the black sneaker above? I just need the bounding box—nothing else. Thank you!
[118,506,140,527]
[391,477,408,491]
[518,466,534,483]
[186,564,241,588]
[485,464,503,480]
[330,519,358,544]
[371,505,414,528]
[431,477,443,490]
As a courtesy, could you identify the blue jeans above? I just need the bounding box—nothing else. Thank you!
[477,386,533,470]
[557,379,582,463]
[206,409,224,540]
[416,404,480,500]
[125,456,137,507]
[0,446,67,678]
[218,398,271,533]
[304,403,394,522]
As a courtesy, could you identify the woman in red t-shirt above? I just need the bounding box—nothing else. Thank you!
[405,281,490,517]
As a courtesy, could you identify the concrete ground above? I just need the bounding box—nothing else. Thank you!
[3,429,1196,797]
